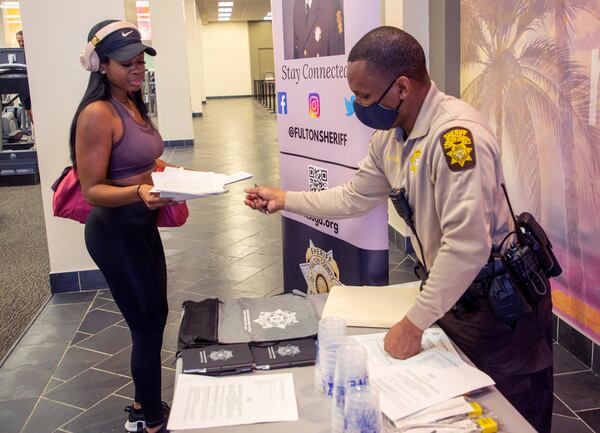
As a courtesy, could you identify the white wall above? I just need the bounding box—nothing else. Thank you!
[20,0,125,274]
[200,22,252,97]
[383,0,403,28]
[0,9,7,48]
[402,0,429,70]
[197,17,207,102]
[124,0,137,24]
[184,0,204,114]
[149,0,194,141]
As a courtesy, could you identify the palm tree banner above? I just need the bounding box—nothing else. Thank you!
[460,0,600,342]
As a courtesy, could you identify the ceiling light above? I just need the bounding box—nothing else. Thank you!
[218,7,232,12]
[135,1,149,6]
[266,12,272,16]
[263,16,272,20]
[218,17,230,21]
[218,1,234,6]
[218,12,231,17]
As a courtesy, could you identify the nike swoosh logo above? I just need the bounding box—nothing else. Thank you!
[122,30,134,37]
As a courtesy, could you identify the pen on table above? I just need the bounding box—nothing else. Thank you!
[254,183,269,215]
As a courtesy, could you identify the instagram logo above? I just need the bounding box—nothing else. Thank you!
[308,93,320,118]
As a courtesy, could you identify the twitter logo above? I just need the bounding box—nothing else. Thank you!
[344,95,355,116]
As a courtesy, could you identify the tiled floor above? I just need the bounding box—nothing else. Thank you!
[1,98,599,433]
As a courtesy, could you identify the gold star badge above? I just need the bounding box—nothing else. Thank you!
[439,127,476,171]
[410,150,422,174]
[336,10,343,34]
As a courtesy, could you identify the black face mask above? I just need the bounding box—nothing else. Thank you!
[353,76,402,130]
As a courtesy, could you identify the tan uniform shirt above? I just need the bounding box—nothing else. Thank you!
[286,82,513,330]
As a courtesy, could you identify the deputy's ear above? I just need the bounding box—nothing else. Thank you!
[395,76,411,98]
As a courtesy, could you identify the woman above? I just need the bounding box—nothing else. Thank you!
[71,20,175,433]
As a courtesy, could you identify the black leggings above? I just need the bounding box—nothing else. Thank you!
[85,202,168,428]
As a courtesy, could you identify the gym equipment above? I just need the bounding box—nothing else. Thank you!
[0,52,38,186]
[143,69,157,117]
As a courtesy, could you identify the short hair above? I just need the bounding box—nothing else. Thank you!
[16,30,23,36]
[348,26,427,82]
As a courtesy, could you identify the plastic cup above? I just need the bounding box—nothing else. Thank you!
[318,316,347,338]
[343,386,382,433]
[314,317,346,395]
[331,344,368,433]
[320,340,347,397]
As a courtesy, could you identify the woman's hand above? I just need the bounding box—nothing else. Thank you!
[137,184,175,209]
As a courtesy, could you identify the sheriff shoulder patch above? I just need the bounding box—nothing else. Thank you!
[439,127,476,171]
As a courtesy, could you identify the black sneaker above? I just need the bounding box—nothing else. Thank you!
[143,421,170,433]
[124,402,171,433]
[124,405,145,432]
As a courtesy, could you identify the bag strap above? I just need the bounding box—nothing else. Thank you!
[51,166,73,192]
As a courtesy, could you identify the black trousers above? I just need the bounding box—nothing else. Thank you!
[439,295,554,433]
[85,202,168,428]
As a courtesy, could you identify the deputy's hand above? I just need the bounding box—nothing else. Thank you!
[244,186,286,214]
[138,184,175,210]
[383,316,424,359]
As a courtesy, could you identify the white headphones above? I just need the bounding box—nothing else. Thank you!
[80,21,138,72]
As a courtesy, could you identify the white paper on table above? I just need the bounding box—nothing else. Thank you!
[167,373,299,430]
[392,396,473,429]
[396,419,476,433]
[321,282,420,328]
[224,171,253,184]
[421,328,459,355]
[370,349,494,421]
[349,328,459,370]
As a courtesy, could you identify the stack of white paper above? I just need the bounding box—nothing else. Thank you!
[371,349,494,421]
[349,331,494,423]
[151,167,252,201]
[167,373,298,430]
[224,171,253,184]
[392,397,474,430]
[151,167,226,201]
[349,328,460,371]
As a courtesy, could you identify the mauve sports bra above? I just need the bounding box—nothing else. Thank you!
[107,97,164,179]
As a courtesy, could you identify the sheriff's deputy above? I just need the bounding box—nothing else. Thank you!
[244,26,553,433]
[292,0,344,59]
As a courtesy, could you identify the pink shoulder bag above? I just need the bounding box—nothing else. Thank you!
[51,166,189,227]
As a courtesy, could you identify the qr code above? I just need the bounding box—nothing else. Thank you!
[308,165,328,191]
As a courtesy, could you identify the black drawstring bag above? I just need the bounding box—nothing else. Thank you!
[177,298,220,353]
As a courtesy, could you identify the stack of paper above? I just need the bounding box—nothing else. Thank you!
[391,397,474,430]
[372,349,494,421]
[349,328,459,371]
[167,373,298,430]
[151,167,252,201]
[349,331,494,423]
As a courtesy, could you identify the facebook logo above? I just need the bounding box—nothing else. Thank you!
[277,92,288,114]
